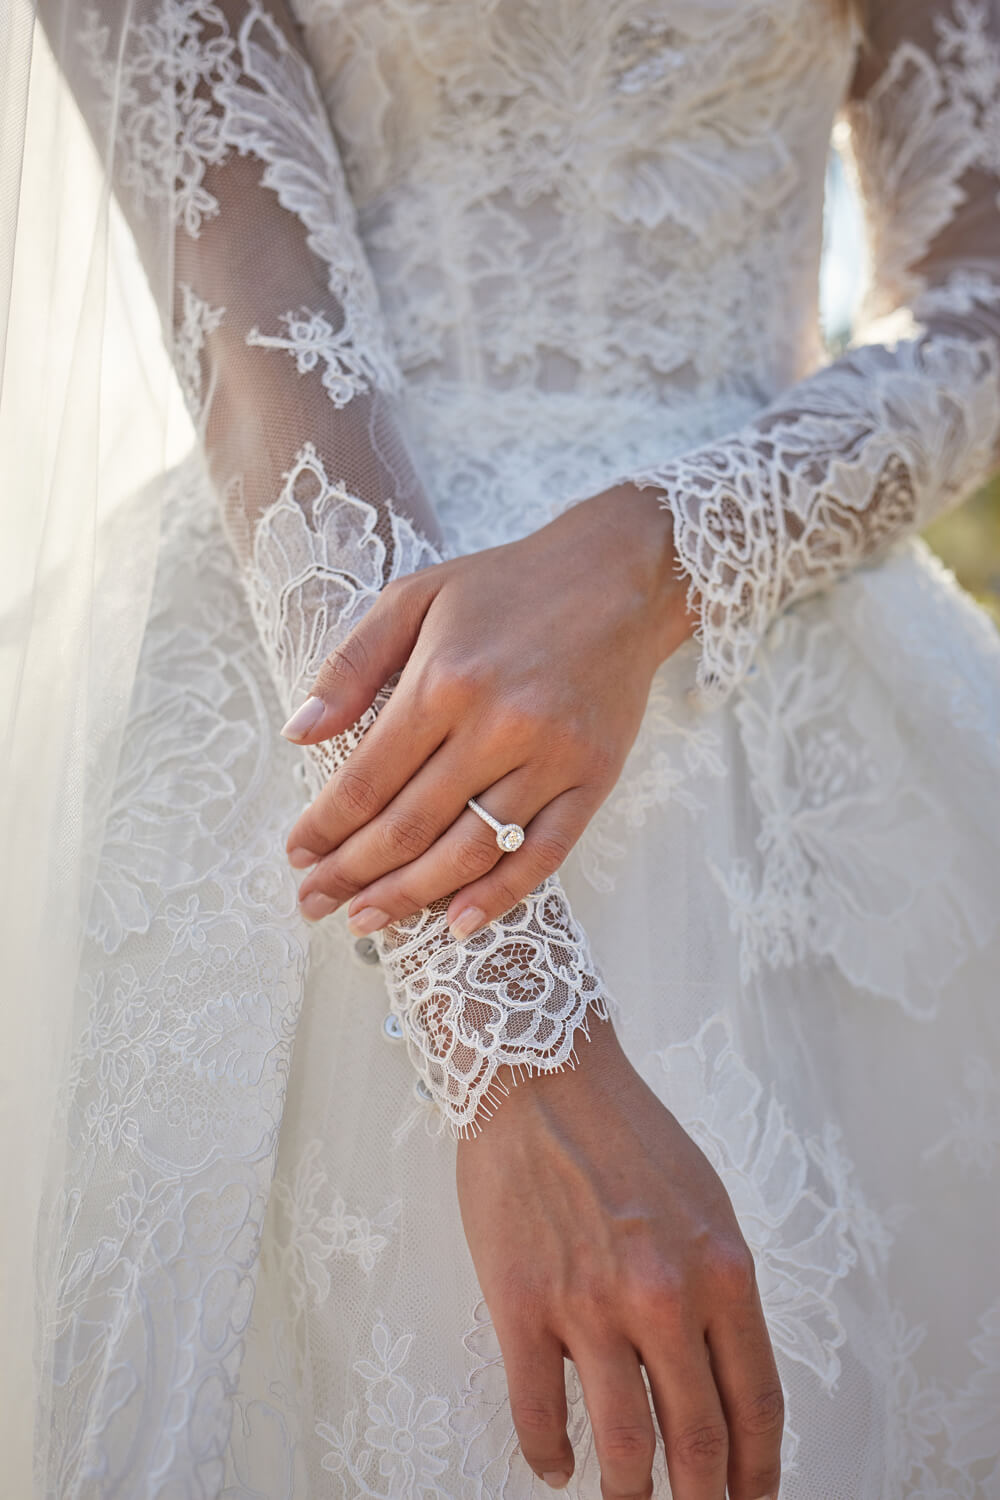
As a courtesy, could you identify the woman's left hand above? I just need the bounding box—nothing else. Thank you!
[282,483,696,939]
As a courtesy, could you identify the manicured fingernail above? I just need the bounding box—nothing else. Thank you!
[287,847,318,869]
[449,906,486,941]
[347,906,390,935]
[300,891,338,921]
[542,1474,571,1491]
[751,1494,776,1499]
[280,695,325,742]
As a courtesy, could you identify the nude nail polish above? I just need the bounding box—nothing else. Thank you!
[287,847,318,869]
[280,695,325,742]
[300,891,338,921]
[348,906,390,935]
[449,906,486,941]
[541,1474,570,1491]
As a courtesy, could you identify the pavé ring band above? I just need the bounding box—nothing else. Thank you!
[467,797,526,853]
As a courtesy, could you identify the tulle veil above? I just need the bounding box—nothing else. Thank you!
[1,3,189,1484]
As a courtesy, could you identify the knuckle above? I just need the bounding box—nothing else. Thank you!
[324,640,368,688]
[485,872,523,918]
[379,575,406,607]
[495,698,547,746]
[304,867,356,905]
[705,1237,758,1303]
[378,808,437,860]
[509,1394,564,1437]
[378,883,423,918]
[735,1384,785,1440]
[332,768,381,822]
[625,1263,685,1326]
[539,715,594,767]
[429,655,491,706]
[672,1419,729,1472]
[529,827,574,874]
[565,1272,616,1325]
[454,835,499,881]
[599,1423,655,1464]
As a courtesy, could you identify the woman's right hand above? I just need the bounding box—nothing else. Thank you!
[455,1017,784,1500]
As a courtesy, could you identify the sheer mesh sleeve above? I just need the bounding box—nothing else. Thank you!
[619,0,1000,705]
[53,0,615,1138]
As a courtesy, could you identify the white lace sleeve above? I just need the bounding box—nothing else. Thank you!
[64,0,615,1138]
[620,0,1000,705]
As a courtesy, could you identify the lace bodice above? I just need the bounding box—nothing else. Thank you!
[292,0,848,406]
[58,0,1000,1134]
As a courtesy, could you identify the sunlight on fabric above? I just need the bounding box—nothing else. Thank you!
[0,35,195,1480]
[0,8,193,673]
[821,135,868,350]
[0,18,868,663]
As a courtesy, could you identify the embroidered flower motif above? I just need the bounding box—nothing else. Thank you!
[85,624,256,955]
[708,609,988,1009]
[80,1,238,234]
[268,1139,400,1313]
[316,1319,453,1496]
[647,1016,855,1387]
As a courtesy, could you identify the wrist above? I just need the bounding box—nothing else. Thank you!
[581,482,699,665]
[457,1015,632,1145]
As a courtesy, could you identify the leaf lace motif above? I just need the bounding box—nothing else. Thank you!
[629,277,1000,703]
[618,0,1000,704]
[79,0,621,1136]
[244,445,618,1136]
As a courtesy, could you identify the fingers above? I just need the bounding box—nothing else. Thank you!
[296,753,543,920]
[284,681,448,866]
[332,770,573,932]
[572,1341,658,1500]
[501,1328,576,1490]
[704,1252,784,1500]
[279,573,435,746]
[639,1334,730,1500]
[444,788,593,936]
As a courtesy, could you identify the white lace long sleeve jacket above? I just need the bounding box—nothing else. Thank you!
[63,0,1000,1136]
[62,0,616,1138]
[623,0,1000,702]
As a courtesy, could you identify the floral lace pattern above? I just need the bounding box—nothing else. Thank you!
[244,444,619,1133]
[628,272,1000,702]
[292,0,849,403]
[78,0,622,1134]
[28,0,1000,1494]
[615,2,1000,702]
[708,604,992,1008]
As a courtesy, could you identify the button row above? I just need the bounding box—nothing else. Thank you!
[379,1012,434,1106]
[354,936,380,965]
[364,940,434,1110]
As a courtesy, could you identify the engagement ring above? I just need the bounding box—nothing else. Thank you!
[467,797,525,853]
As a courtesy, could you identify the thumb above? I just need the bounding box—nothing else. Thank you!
[280,574,435,744]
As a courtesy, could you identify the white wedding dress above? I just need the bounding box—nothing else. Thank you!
[3,0,1000,1495]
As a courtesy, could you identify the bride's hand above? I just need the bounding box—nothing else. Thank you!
[283,483,695,936]
[458,1017,784,1500]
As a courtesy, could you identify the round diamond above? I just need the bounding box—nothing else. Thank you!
[498,823,525,852]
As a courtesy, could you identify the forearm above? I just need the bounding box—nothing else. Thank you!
[625,273,1000,702]
[602,1,1000,706]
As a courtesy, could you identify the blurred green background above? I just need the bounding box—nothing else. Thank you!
[924,481,1000,628]
[823,153,1000,628]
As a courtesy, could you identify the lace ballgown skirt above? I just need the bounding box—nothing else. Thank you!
[38,384,1000,1499]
